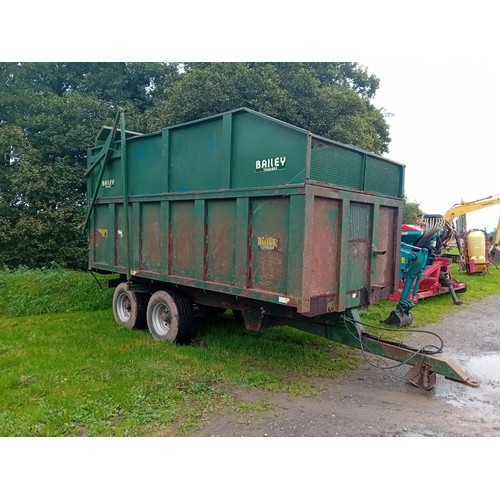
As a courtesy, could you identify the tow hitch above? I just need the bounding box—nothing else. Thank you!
[286,309,480,390]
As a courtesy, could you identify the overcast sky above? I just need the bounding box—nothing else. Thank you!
[366,61,500,232]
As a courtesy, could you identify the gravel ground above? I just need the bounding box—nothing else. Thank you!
[191,294,500,437]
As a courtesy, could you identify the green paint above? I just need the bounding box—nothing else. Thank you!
[87,108,404,316]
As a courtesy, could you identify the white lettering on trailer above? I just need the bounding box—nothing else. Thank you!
[255,156,287,172]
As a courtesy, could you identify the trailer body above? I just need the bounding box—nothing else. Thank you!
[87,108,403,316]
[85,108,479,389]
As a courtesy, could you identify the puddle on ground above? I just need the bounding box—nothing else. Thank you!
[466,354,500,381]
[435,353,500,410]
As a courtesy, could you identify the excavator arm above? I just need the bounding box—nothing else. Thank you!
[444,195,500,222]
[384,243,429,326]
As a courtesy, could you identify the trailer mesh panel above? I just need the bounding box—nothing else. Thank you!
[310,139,402,197]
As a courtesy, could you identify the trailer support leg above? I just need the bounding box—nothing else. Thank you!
[405,361,436,390]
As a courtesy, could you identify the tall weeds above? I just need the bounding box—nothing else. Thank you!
[0,268,114,317]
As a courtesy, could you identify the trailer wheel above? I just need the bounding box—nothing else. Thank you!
[147,290,193,344]
[113,283,148,330]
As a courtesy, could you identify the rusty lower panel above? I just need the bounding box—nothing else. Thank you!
[309,293,337,316]
[307,197,341,303]
[178,285,297,319]
[169,201,195,277]
[140,202,162,271]
[206,199,236,284]
[249,197,289,294]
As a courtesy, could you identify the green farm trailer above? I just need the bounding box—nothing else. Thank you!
[86,108,478,390]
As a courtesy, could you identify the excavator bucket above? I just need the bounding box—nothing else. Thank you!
[384,310,413,327]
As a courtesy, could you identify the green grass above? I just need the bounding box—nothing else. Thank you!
[0,268,113,316]
[0,269,356,436]
[0,265,498,436]
[0,313,355,436]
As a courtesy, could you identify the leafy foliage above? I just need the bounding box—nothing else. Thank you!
[402,198,423,224]
[148,62,390,153]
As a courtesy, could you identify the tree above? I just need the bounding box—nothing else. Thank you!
[148,62,390,154]
[402,198,423,224]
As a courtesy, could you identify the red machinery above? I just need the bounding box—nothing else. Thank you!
[389,221,466,305]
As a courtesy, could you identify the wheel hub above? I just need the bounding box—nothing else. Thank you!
[117,293,132,322]
[152,303,171,337]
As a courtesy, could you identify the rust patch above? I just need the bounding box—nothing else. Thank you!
[249,198,289,294]
[169,201,195,277]
[140,203,161,271]
[343,202,372,307]
[247,220,253,288]
[307,197,341,302]
[91,203,112,265]
[309,293,337,316]
[206,200,237,285]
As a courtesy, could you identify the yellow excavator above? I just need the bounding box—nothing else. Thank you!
[444,195,500,273]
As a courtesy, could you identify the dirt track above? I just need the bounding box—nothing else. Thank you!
[191,294,500,437]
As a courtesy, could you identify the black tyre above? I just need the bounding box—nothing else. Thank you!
[146,290,194,344]
[175,293,194,338]
[113,283,148,329]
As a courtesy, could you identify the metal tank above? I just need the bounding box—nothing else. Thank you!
[465,229,489,273]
